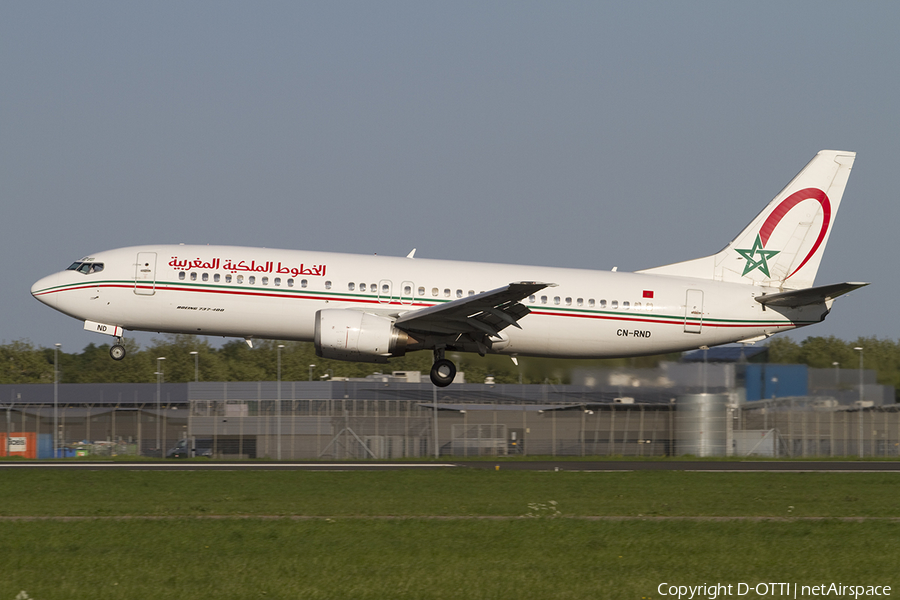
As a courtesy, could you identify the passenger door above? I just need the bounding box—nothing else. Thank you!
[684,289,703,333]
[134,252,157,296]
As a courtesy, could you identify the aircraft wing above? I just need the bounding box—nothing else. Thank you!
[755,282,869,308]
[394,281,554,337]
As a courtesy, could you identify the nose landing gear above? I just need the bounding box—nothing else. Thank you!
[430,349,457,387]
[109,338,126,361]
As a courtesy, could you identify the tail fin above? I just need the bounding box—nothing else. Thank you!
[637,150,856,290]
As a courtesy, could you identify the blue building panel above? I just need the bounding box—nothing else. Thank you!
[744,364,808,400]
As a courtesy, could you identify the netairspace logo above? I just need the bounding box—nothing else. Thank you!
[656,582,892,599]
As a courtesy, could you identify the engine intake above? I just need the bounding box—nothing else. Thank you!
[314,309,409,363]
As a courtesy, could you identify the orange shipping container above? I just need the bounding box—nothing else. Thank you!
[0,432,38,458]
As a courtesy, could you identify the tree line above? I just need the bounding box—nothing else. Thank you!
[0,334,897,395]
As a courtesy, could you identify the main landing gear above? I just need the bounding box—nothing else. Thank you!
[110,338,126,361]
[430,349,457,387]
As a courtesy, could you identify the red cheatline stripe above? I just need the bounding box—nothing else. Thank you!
[39,282,798,329]
[529,310,792,329]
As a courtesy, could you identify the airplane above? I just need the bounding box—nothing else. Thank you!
[32,150,867,387]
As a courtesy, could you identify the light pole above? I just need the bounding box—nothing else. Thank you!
[854,347,864,404]
[277,344,284,460]
[433,384,439,459]
[53,343,60,458]
[190,351,199,383]
[308,364,316,382]
[156,357,166,455]
[854,346,864,457]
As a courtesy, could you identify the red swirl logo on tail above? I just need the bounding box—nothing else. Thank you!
[736,187,831,280]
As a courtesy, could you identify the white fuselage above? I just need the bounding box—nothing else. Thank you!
[31,245,827,359]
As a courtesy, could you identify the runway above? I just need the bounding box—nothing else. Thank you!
[3,460,900,471]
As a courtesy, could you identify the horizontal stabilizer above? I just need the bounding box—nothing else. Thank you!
[755,282,869,308]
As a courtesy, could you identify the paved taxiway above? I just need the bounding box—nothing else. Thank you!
[2,461,900,471]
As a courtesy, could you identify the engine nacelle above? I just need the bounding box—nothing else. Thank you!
[314,309,410,363]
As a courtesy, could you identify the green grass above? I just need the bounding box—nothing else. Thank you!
[3,519,899,600]
[2,470,900,599]
[2,469,900,517]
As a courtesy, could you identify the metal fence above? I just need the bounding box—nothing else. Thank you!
[4,394,900,459]
[740,398,900,458]
[186,399,674,459]
[1,404,185,458]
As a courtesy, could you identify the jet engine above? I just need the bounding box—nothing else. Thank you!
[314,309,410,363]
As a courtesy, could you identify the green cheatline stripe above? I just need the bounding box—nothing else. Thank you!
[39,279,805,328]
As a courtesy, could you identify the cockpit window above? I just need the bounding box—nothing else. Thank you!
[66,262,104,274]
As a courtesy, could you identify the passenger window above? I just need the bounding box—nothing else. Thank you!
[529,295,536,303]
[623,301,630,310]
[202,273,209,282]
[301,280,308,288]
[565,297,572,306]
[248,276,256,285]
[541,296,548,304]
[404,285,412,295]
[588,299,595,308]
[325,281,332,289]
[370,283,376,292]
[554,296,561,305]
[214,274,220,283]
[360,283,366,292]
[577,298,583,307]
[418,286,425,296]
[178,272,186,281]
[646,303,653,311]
[611,300,618,309]
[432,287,439,297]
[600,300,607,308]
[444,289,451,298]
[456,289,463,298]
[287,279,293,287]
[348,283,355,291]
[237,275,244,284]
[382,284,389,294]
[634,301,641,309]
[467,290,473,296]
[225,274,232,283]
[274,277,280,286]
[190,272,197,281]
[262,277,268,286]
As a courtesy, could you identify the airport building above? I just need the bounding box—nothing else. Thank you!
[0,359,895,459]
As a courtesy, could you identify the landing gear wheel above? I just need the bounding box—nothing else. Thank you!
[110,344,126,361]
[430,358,457,387]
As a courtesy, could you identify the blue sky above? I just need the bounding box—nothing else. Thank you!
[2,1,896,352]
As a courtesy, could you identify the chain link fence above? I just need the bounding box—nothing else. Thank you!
[3,389,899,459]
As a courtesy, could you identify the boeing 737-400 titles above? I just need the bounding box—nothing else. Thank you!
[32,150,868,386]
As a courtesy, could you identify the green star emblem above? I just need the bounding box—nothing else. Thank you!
[735,234,780,277]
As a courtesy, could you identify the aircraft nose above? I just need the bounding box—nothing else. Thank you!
[31,273,60,308]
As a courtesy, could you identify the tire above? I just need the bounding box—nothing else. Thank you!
[109,344,126,361]
[430,358,457,387]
